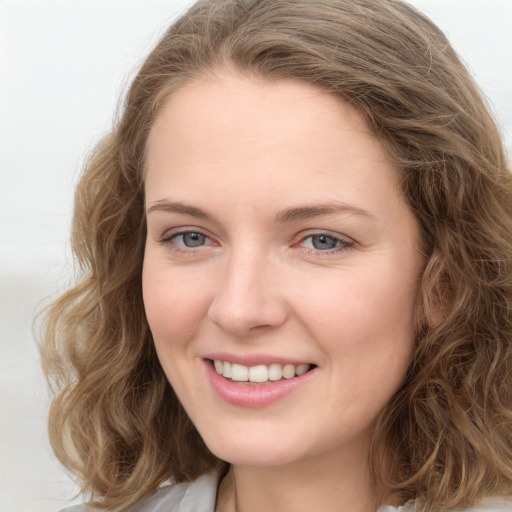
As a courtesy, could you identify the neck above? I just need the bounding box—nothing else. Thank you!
[216,442,398,512]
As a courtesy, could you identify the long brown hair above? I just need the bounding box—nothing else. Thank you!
[41,0,512,509]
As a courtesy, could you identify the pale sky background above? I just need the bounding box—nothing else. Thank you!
[0,1,511,510]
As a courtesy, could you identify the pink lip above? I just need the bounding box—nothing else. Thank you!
[203,359,317,409]
[203,352,311,367]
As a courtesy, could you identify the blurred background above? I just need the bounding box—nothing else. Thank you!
[1,1,511,510]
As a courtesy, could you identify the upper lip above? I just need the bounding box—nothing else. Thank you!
[202,352,314,367]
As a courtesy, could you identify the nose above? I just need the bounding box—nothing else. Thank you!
[207,249,288,338]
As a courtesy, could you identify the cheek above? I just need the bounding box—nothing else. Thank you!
[142,262,209,348]
[306,271,417,424]
[307,268,416,328]
[298,264,418,367]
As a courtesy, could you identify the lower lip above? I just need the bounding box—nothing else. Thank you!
[204,360,317,408]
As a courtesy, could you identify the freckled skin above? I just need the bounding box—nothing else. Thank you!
[142,70,423,511]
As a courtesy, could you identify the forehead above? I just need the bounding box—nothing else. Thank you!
[144,71,402,217]
[147,71,383,162]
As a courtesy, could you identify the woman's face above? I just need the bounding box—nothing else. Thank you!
[143,71,423,468]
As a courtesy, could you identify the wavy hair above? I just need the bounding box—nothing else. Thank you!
[41,0,512,510]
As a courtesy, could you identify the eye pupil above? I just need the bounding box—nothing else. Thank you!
[183,232,206,247]
[312,235,338,250]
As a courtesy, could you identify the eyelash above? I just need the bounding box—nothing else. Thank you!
[159,229,215,253]
[297,233,354,255]
[159,229,354,255]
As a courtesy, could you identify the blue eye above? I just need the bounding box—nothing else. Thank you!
[310,234,339,250]
[174,232,207,248]
[160,230,210,249]
[300,233,351,252]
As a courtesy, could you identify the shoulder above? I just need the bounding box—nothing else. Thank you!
[132,472,218,512]
[378,496,512,512]
[465,497,512,511]
[57,472,219,512]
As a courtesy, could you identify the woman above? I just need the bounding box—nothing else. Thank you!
[42,0,512,511]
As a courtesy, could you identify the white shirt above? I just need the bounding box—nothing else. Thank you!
[59,472,512,512]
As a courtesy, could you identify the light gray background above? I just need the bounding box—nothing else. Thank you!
[1,1,511,510]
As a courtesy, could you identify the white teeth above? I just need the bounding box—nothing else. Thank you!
[282,364,295,379]
[231,363,249,382]
[222,361,232,378]
[296,364,310,376]
[213,360,312,383]
[268,363,283,381]
[249,365,268,383]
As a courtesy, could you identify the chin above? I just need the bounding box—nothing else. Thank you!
[209,445,300,468]
[198,425,308,468]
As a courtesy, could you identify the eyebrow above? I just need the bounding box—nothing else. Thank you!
[146,200,212,219]
[274,202,374,223]
[146,200,374,223]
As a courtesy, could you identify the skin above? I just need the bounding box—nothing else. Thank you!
[142,69,424,512]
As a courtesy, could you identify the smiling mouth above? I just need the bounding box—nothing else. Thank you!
[209,359,316,384]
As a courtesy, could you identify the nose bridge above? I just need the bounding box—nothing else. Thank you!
[208,242,287,336]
